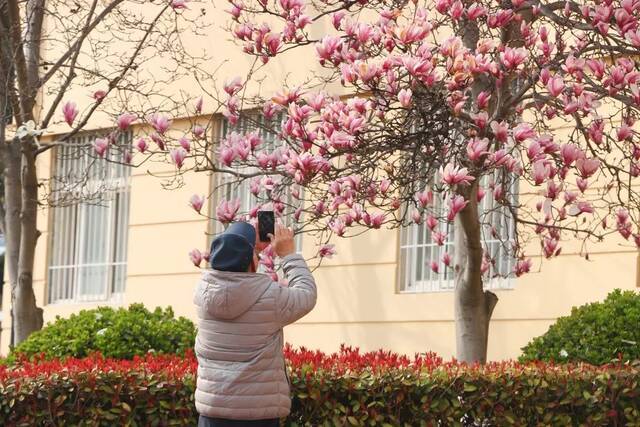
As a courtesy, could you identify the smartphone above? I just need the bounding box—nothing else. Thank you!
[257,211,275,242]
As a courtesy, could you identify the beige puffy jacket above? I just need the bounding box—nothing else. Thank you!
[193,254,317,420]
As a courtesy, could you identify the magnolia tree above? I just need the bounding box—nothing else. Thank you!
[173,0,640,363]
[0,0,214,345]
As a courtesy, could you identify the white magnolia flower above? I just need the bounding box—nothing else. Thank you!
[15,120,45,139]
[559,349,568,358]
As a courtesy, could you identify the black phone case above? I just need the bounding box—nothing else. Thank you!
[258,211,274,242]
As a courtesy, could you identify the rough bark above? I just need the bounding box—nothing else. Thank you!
[4,0,45,345]
[1,139,23,348]
[13,140,42,344]
[453,183,498,364]
[450,18,500,364]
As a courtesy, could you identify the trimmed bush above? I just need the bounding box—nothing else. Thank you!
[1,346,639,426]
[520,289,640,365]
[10,304,196,361]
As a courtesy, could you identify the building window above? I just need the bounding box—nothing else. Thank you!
[213,114,303,252]
[48,133,131,303]
[398,173,517,293]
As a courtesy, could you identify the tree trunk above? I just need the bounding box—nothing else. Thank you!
[1,138,23,348]
[12,140,42,344]
[453,183,498,364]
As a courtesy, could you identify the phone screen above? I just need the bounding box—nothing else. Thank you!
[257,211,275,242]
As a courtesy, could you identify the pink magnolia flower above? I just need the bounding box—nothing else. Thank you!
[379,179,391,194]
[586,59,606,79]
[477,186,486,202]
[193,125,205,138]
[331,10,345,29]
[542,237,559,258]
[398,88,412,107]
[316,36,342,63]
[62,101,78,126]
[576,201,594,214]
[515,258,532,276]
[429,261,439,273]
[117,113,137,131]
[319,244,337,258]
[560,144,582,166]
[416,190,433,208]
[491,183,504,201]
[617,124,633,141]
[224,76,243,96]
[330,218,346,236]
[124,151,133,165]
[616,208,630,226]
[447,195,468,221]
[466,138,489,162]
[179,136,191,152]
[229,2,242,19]
[189,194,205,213]
[189,249,203,267]
[526,141,543,161]
[93,138,109,158]
[151,133,165,150]
[426,214,438,231]
[532,160,550,185]
[148,113,172,135]
[481,256,490,274]
[500,47,528,69]
[476,91,491,109]
[442,252,452,267]
[588,120,604,144]
[546,76,565,97]
[368,213,385,229]
[440,164,475,186]
[216,199,241,223]
[93,90,107,100]
[135,137,148,153]
[487,9,514,28]
[170,148,187,169]
[576,178,588,193]
[432,231,446,246]
[171,0,189,10]
[575,158,600,178]
[263,32,282,56]
[466,3,487,20]
[618,221,632,239]
[195,96,203,114]
[412,209,422,224]
[435,0,451,13]
[490,121,509,142]
[472,112,489,130]
[513,123,536,143]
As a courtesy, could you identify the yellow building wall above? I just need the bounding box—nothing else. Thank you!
[2,10,638,358]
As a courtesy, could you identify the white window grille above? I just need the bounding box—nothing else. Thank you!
[47,133,131,304]
[213,114,303,252]
[398,172,518,293]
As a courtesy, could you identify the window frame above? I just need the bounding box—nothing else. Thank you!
[396,172,518,294]
[46,131,132,305]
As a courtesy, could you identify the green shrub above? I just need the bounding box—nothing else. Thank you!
[10,304,196,361]
[1,351,640,426]
[520,289,640,365]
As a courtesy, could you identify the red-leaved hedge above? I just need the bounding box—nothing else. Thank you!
[1,345,639,426]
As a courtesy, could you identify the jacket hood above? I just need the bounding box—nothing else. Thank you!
[195,269,272,320]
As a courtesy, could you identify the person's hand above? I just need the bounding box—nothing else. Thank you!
[268,224,296,257]
[254,221,270,253]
